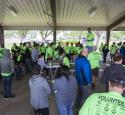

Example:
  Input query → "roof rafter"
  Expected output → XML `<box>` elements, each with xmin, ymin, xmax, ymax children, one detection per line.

<box><xmin>49</xmin><ymin>0</ymin><xmax>56</xmax><ymax>29</ymax></box>
<box><xmin>106</xmin><ymin>14</ymin><xmax>125</xmax><ymax>30</ymax></box>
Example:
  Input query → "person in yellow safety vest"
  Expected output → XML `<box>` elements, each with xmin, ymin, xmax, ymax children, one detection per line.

<box><xmin>64</xmin><ymin>42</ymin><xmax>70</xmax><ymax>54</ymax></box>
<box><xmin>0</xmin><ymin>49</ymin><xmax>15</xmax><ymax>98</ymax></box>
<box><xmin>63</xmin><ymin>54</ymin><xmax>71</xmax><ymax>68</ymax></box>
<box><xmin>70</xmin><ymin>43</ymin><xmax>76</xmax><ymax>55</ymax></box>
<box><xmin>76</xmin><ymin>43</ymin><xmax>83</xmax><ymax>55</ymax></box>
<box><xmin>40</xmin><ymin>44</ymin><xmax>46</xmax><ymax>60</ymax></box>
<box><xmin>99</xmin><ymin>43</ymin><xmax>104</xmax><ymax>59</ymax></box>
<box><xmin>39</xmin><ymin>44</ymin><xmax>45</xmax><ymax>54</ymax></box>
<box><xmin>15</xmin><ymin>51</ymin><xmax>23</xmax><ymax>80</ymax></box>
<box><xmin>53</xmin><ymin>48</ymin><xmax>60</xmax><ymax>61</ymax></box>
<box><xmin>110</xmin><ymin>42</ymin><xmax>118</xmax><ymax>61</ymax></box>
<box><xmin>16</xmin><ymin>51</ymin><xmax>23</xmax><ymax>65</ymax></box>
<box><xmin>11</xmin><ymin>43</ymin><xmax>18</xmax><ymax>63</ymax></box>
<box><xmin>86</xmin><ymin>28</ymin><xmax>95</xmax><ymax>52</ymax></box>
<box><xmin>52</xmin><ymin>43</ymin><xmax>57</xmax><ymax>51</ymax></box>
<box><xmin>99</xmin><ymin>42</ymin><xmax>104</xmax><ymax>52</ymax></box>
<box><xmin>88</xmin><ymin>46</ymin><xmax>101</xmax><ymax>90</ymax></box>
<box><xmin>56</xmin><ymin>43</ymin><xmax>64</xmax><ymax>57</ymax></box>
<box><xmin>19</xmin><ymin>43</ymin><xmax>23</xmax><ymax>51</ymax></box>
<box><xmin>70</xmin><ymin>43</ymin><xmax>77</xmax><ymax>61</ymax></box>
<box><xmin>22</xmin><ymin>43</ymin><xmax>27</xmax><ymax>53</ymax></box>
<box><xmin>11</xmin><ymin>43</ymin><xmax>17</xmax><ymax>53</ymax></box>
<box><xmin>79</xmin><ymin>66</ymin><xmax>125</xmax><ymax>115</ymax></box>
<box><xmin>45</xmin><ymin>43</ymin><xmax>54</xmax><ymax>62</ymax></box>
<box><xmin>0</xmin><ymin>47</ymin><xmax>4</xmax><ymax>58</ymax></box>
<box><xmin>0</xmin><ymin>48</ymin><xmax>2</xmax><ymax>58</ymax></box>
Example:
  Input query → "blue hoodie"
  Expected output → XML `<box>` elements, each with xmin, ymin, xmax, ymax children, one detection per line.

<box><xmin>75</xmin><ymin>55</ymin><xmax>92</xmax><ymax>86</ymax></box>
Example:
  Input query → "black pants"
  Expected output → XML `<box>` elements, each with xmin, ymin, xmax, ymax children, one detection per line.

<box><xmin>103</xmin><ymin>53</ymin><xmax>107</xmax><ymax>63</ymax></box>
<box><xmin>34</xmin><ymin>108</ymin><xmax>49</xmax><ymax>115</ymax></box>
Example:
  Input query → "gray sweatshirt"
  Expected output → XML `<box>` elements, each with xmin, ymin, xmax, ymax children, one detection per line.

<box><xmin>29</xmin><ymin>74</ymin><xmax>51</xmax><ymax>109</ymax></box>
<box><xmin>0</xmin><ymin>49</ymin><xmax>14</xmax><ymax>76</ymax></box>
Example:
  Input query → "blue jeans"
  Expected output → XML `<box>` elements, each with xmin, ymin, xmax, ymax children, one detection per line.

<box><xmin>57</xmin><ymin>104</ymin><xmax>73</xmax><ymax>115</ymax></box>
<box><xmin>14</xmin><ymin>66</ymin><xmax>22</xmax><ymax>79</ymax></box>
<box><xmin>3</xmin><ymin>75</ymin><xmax>12</xmax><ymax>97</ymax></box>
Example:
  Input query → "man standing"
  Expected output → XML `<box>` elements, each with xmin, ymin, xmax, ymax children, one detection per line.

<box><xmin>88</xmin><ymin>46</ymin><xmax>101</xmax><ymax>89</ymax></box>
<box><xmin>101</xmin><ymin>54</ymin><xmax>125</xmax><ymax>96</ymax></box>
<box><xmin>79</xmin><ymin>69</ymin><xmax>125</xmax><ymax>115</ymax></box>
<box><xmin>110</xmin><ymin>42</ymin><xmax>117</xmax><ymax>61</ymax></box>
<box><xmin>0</xmin><ymin>49</ymin><xmax>15</xmax><ymax>98</ymax></box>
<box><xmin>75</xmin><ymin>48</ymin><xmax>92</xmax><ymax>110</ymax></box>
<box><xmin>24</xmin><ymin>47</ymin><xmax>32</xmax><ymax>73</ymax></box>
<box><xmin>86</xmin><ymin>28</ymin><xmax>95</xmax><ymax>52</ymax></box>
<box><xmin>64</xmin><ymin>42</ymin><xmax>70</xmax><ymax>54</ymax></box>
<box><xmin>45</xmin><ymin>43</ymin><xmax>54</xmax><ymax>62</ymax></box>
<box><xmin>31</xmin><ymin>43</ymin><xmax>39</xmax><ymax>64</ymax></box>
<box><xmin>120</xmin><ymin>42</ymin><xmax>125</xmax><ymax>57</ymax></box>
<box><xmin>102</xmin><ymin>44</ymin><xmax>109</xmax><ymax>63</ymax></box>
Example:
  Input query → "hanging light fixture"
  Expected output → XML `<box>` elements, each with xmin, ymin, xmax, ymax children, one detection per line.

<box><xmin>8</xmin><ymin>6</ymin><xmax>18</xmax><ymax>16</ymax></box>
<box><xmin>89</xmin><ymin>7</ymin><xmax>97</xmax><ymax>17</ymax></box>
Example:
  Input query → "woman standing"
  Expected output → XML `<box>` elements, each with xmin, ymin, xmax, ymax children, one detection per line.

<box><xmin>29</xmin><ymin>64</ymin><xmax>51</xmax><ymax>115</ymax></box>
<box><xmin>53</xmin><ymin>65</ymin><xmax>77</xmax><ymax>115</ymax></box>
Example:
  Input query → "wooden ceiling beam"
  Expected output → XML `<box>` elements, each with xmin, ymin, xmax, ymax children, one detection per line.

<box><xmin>106</xmin><ymin>14</ymin><xmax>125</xmax><ymax>30</ymax></box>
<box><xmin>49</xmin><ymin>0</ymin><xmax>56</xmax><ymax>28</ymax></box>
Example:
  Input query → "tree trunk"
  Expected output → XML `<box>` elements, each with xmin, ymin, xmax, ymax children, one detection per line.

<box><xmin>94</xmin><ymin>31</ymin><xmax>103</xmax><ymax>48</ymax></box>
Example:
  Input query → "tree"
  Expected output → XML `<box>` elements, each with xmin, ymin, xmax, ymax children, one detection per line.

<box><xmin>4</xmin><ymin>30</ymin><xmax>19</xmax><ymax>39</ymax></box>
<box><xmin>94</xmin><ymin>31</ymin><xmax>103</xmax><ymax>48</ymax></box>
<box><xmin>111</xmin><ymin>31</ymin><xmax>125</xmax><ymax>41</ymax></box>
<box><xmin>40</xmin><ymin>30</ymin><xmax>53</xmax><ymax>42</ymax></box>
<box><xmin>18</xmin><ymin>30</ymin><xmax>29</xmax><ymax>42</ymax></box>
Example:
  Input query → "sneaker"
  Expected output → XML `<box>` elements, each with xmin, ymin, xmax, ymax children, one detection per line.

<box><xmin>8</xmin><ymin>95</ymin><xmax>16</xmax><ymax>98</ymax></box>
<box><xmin>2</xmin><ymin>96</ymin><xmax>9</xmax><ymax>100</ymax></box>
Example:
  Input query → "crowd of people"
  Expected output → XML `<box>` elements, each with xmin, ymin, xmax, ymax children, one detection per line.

<box><xmin>0</xmin><ymin>28</ymin><xmax>125</xmax><ymax>115</ymax></box>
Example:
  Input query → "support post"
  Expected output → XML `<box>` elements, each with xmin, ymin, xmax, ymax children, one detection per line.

<box><xmin>49</xmin><ymin>0</ymin><xmax>57</xmax><ymax>44</ymax></box>
<box><xmin>53</xmin><ymin>28</ymin><xmax>56</xmax><ymax>43</ymax></box>
<box><xmin>0</xmin><ymin>25</ymin><xmax>4</xmax><ymax>47</ymax></box>
<box><xmin>106</xmin><ymin>30</ymin><xmax>110</xmax><ymax>46</ymax></box>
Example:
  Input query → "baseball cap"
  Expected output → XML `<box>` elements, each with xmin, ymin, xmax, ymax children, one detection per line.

<box><xmin>109</xmin><ymin>69</ymin><xmax>125</xmax><ymax>85</ymax></box>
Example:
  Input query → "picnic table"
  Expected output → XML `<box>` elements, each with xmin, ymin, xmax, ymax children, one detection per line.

<box><xmin>45</xmin><ymin>63</ymin><xmax>60</xmax><ymax>79</ymax></box>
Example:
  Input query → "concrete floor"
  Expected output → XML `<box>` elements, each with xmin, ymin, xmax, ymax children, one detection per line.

<box><xmin>0</xmin><ymin>67</ymin><xmax>105</xmax><ymax>115</ymax></box>
<box><xmin>0</xmin><ymin>75</ymin><xmax>59</xmax><ymax>115</ymax></box>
